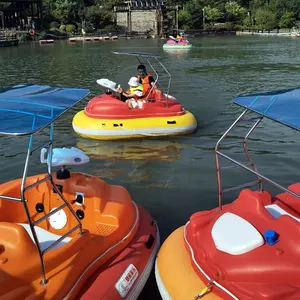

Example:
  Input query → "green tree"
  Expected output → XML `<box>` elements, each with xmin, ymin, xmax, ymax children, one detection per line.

<box><xmin>225</xmin><ymin>1</ymin><xmax>246</xmax><ymax>22</ymax></box>
<box><xmin>255</xmin><ymin>8</ymin><xmax>277</xmax><ymax>30</ymax></box>
<box><xmin>178</xmin><ymin>9</ymin><xmax>192</xmax><ymax>29</ymax></box>
<box><xmin>203</xmin><ymin>6</ymin><xmax>223</xmax><ymax>24</ymax></box>
<box><xmin>183</xmin><ymin>0</ymin><xmax>205</xmax><ymax>29</ymax></box>
<box><xmin>85</xmin><ymin>6</ymin><xmax>113</xmax><ymax>29</ymax></box>
<box><xmin>243</xmin><ymin>15</ymin><xmax>251</xmax><ymax>28</ymax></box>
<box><xmin>53</xmin><ymin>0</ymin><xmax>79</xmax><ymax>24</ymax></box>
<box><xmin>278</xmin><ymin>11</ymin><xmax>296</xmax><ymax>28</ymax></box>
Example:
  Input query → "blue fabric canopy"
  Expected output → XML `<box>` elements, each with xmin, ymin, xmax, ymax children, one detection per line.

<box><xmin>0</xmin><ymin>84</ymin><xmax>90</xmax><ymax>136</ymax></box>
<box><xmin>233</xmin><ymin>87</ymin><xmax>300</xmax><ymax>131</ymax></box>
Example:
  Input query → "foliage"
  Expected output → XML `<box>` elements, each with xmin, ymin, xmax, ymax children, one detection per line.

<box><xmin>66</xmin><ymin>24</ymin><xmax>76</xmax><ymax>33</ymax></box>
<box><xmin>23</xmin><ymin>0</ymin><xmax>300</xmax><ymax>31</ymax></box>
<box><xmin>0</xmin><ymin>2</ymin><xmax>9</xmax><ymax>8</ymax></box>
<box><xmin>178</xmin><ymin>10</ymin><xmax>192</xmax><ymax>29</ymax></box>
<box><xmin>224</xmin><ymin>1</ymin><xmax>246</xmax><ymax>22</ymax></box>
<box><xmin>254</xmin><ymin>8</ymin><xmax>277</xmax><ymax>30</ymax></box>
<box><xmin>278</xmin><ymin>11</ymin><xmax>296</xmax><ymax>28</ymax></box>
<box><xmin>203</xmin><ymin>6</ymin><xmax>223</xmax><ymax>24</ymax></box>
<box><xmin>242</xmin><ymin>15</ymin><xmax>251</xmax><ymax>27</ymax></box>
<box><xmin>59</xmin><ymin>24</ymin><xmax>66</xmax><ymax>31</ymax></box>
<box><xmin>85</xmin><ymin>6</ymin><xmax>113</xmax><ymax>29</ymax></box>
<box><xmin>50</xmin><ymin>21</ymin><xmax>60</xmax><ymax>29</ymax></box>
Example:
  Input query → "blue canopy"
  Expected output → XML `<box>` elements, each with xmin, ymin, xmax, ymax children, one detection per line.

<box><xmin>233</xmin><ymin>87</ymin><xmax>300</xmax><ymax>131</ymax></box>
<box><xmin>0</xmin><ymin>84</ymin><xmax>90</xmax><ymax>136</ymax></box>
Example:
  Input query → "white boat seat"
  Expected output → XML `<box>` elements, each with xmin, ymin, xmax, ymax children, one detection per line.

<box><xmin>19</xmin><ymin>223</ymin><xmax>72</xmax><ymax>252</ymax></box>
<box><xmin>265</xmin><ymin>204</ymin><xmax>300</xmax><ymax>222</ymax></box>
<box><xmin>211</xmin><ymin>212</ymin><xmax>264</xmax><ymax>255</ymax></box>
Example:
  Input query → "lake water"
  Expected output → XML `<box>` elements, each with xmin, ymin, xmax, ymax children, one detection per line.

<box><xmin>1</xmin><ymin>35</ymin><xmax>300</xmax><ymax>299</ymax></box>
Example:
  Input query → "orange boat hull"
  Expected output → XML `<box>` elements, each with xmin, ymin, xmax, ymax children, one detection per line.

<box><xmin>0</xmin><ymin>172</ymin><xmax>159</xmax><ymax>299</ymax></box>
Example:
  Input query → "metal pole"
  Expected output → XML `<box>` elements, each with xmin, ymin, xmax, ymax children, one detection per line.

<box><xmin>0</xmin><ymin>12</ymin><xmax>4</xmax><ymax>29</ymax></box>
<box><xmin>215</xmin><ymin>109</ymin><xmax>248</xmax><ymax>211</ymax></box>
<box><xmin>176</xmin><ymin>5</ymin><xmax>178</xmax><ymax>33</ymax></box>
<box><xmin>20</xmin><ymin>129</ymin><xmax>48</xmax><ymax>285</ymax></box>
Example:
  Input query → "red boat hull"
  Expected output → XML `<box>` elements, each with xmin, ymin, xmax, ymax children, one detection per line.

<box><xmin>84</xmin><ymin>93</ymin><xmax>184</xmax><ymax>119</ymax></box>
<box><xmin>79</xmin><ymin>205</ymin><xmax>159</xmax><ymax>300</ymax></box>
<box><xmin>185</xmin><ymin>185</ymin><xmax>300</xmax><ymax>299</ymax></box>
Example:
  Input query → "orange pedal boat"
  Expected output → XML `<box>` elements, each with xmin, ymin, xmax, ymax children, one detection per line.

<box><xmin>0</xmin><ymin>84</ymin><xmax>159</xmax><ymax>299</ymax></box>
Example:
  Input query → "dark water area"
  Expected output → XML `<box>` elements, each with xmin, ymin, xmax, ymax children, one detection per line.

<box><xmin>1</xmin><ymin>35</ymin><xmax>300</xmax><ymax>299</ymax></box>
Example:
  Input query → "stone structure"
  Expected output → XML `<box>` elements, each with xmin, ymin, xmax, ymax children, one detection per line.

<box><xmin>114</xmin><ymin>1</ymin><xmax>178</xmax><ymax>38</ymax></box>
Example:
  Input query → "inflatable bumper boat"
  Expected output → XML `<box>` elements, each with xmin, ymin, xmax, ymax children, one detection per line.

<box><xmin>73</xmin><ymin>92</ymin><xmax>196</xmax><ymax>140</ymax></box>
<box><xmin>163</xmin><ymin>39</ymin><xmax>192</xmax><ymax>50</ymax></box>
<box><xmin>163</xmin><ymin>33</ymin><xmax>192</xmax><ymax>49</ymax></box>
<box><xmin>72</xmin><ymin>52</ymin><xmax>197</xmax><ymax>140</ymax></box>
<box><xmin>0</xmin><ymin>84</ymin><xmax>159</xmax><ymax>299</ymax></box>
<box><xmin>155</xmin><ymin>88</ymin><xmax>300</xmax><ymax>299</ymax></box>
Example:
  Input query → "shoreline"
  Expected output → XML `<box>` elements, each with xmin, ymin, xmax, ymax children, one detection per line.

<box><xmin>236</xmin><ymin>31</ymin><xmax>298</xmax><ymax>37</ymax></box>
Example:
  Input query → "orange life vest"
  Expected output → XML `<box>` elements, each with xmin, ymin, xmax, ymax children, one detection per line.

<box><xmin>137</xmin><ymin>74</ymin><xmax>157</xmax><ymax>100</ymax></box>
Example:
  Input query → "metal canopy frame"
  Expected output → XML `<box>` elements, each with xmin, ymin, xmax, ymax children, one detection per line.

<box><xmin>0</xmin><ymin>85</ymin><xmax>90</xmax><ymax>284</ymax></box>
<box><xmin>215</xmin><ymin>108</ymin><xmax>300</xmax><ymax>211</ymax></box>
<box><xmin>112</xmin><ymin>51</ymin><xmax>172</xmax><ymax>105</ymax></box>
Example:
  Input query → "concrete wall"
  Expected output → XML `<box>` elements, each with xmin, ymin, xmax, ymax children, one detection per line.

<box><xmin>116</xmin><ymin>10</ymin><xmax>158</xmax><ymax>33</ymax></box>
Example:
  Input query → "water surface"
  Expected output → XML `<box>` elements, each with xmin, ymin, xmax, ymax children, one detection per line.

<box><xmin>1</xmin><ymin>35</ymin><xmax>300</xmax><ymax>299</ymax></box>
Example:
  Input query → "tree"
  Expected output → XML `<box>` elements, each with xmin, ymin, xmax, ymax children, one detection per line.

<box><xmin>225</xmin><ymin>1</ymin><xmax>246</xmax><ymax>22</ymax></box>
<box><xmin>255</xmin><ymin>8</ymin><xmax>277</xmax><ymax>30</ymax></box>
<box><xmin>278</xmin><ymin>11</ymin><xmax>296</xmax><ymax>28</ymax></box>
<box><xmin>203</xmin><ymin>6</ymin><xmax>223</xmax><ymax>24</ymax></box>
<box><xmin>178</xmin><ymin>10</ymin><xmax>192</xmax><ymax>29</ymax></box>
<box><xmin>53</xmin><ymin>0</ymin><xmax>79</xmax><ymax>24</ymax></box>
<box><xmin>85</xmin><ymin>6</ymin><xmax>113</xmax><ymax>29</ymax></box>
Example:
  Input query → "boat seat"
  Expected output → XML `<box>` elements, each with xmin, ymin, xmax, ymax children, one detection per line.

<box><xmin>211</xmin><ymin>212</ymin><xmax>264</xmax><ymax>255</ymax></box>
<box><xmin>265</xmin><ymin>204</ymin><xmax>300</xmax><ymax>222</ymax></box>
<box><xmin>19</xmin><ymin>224</ymin><xmax>72</xmax><ymax>252</ymax></box>
<box><xmin>273</xmin><ymin>182</ymin><xmax>300</xmax><ymax>215</ymax></box>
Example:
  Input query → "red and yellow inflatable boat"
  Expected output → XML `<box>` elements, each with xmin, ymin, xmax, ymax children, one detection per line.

<box><xmin>72</xmin><ymin>51</ymin><xmax>197</xmax><ymax>140</ymax></box>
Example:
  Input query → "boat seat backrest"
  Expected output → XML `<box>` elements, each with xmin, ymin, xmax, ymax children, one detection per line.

<box><xmin>233</xmin><ymin>189</ymin><xmax>272</xmax><ymax>211</ymax></box>
<box><xmin>19</xmin><ymin>223</ymin><xmax>72</xmax><ymax>251</ymax></box>
<box><xmin>273</xmin><ymin>182</ymin><xmax>300</xmax><ymax>215</ymax></box>
<box><xmin>232</xmin><ymin>189</ymin><xmax>300</xmax><ymax>232</ymax></box>
<box><xmin>0</xmin><ymin>178</ymin><xmax>48</xmax><ymax>224</ymax></box>
<box><xmin>0</xmin><ymin>222</ymin><xmax>37</xmax><ymax>257</ymax></box>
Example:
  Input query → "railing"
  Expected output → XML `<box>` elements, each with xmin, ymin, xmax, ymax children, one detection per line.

<box><xmin>135</xmin><ymin>55</ymin><xmax>171</xmax><ymax>104</ymax></box>
<box><xmin>215</xmin><ymin>109</ymin><xmax>300</xmax><ymax>211</ymax></box>
<box><xmin>0</xmin><ymin>123</ymin><xmax>83</xmax><ymax>285</ymax></box>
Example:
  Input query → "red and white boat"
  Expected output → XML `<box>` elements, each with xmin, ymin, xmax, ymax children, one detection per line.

<box><xmin>155</xmin><ymin>87</ymin><xmax>300</xmax><ymax>299</ymax></box>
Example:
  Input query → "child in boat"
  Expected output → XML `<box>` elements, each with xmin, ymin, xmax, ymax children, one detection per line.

<box><xmin>176</xmin><ymin>32</ymin><xmax>184</xmax><ymax>42</ymax></box>
<box><xmin>116</xmin><ymin>77</ymin><xmax>145</xmax><ymax>109</ymax></box>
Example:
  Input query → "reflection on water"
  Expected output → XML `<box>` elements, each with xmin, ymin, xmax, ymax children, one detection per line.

<box><xmin>163</xmin><ymin>47</ymin><xmax>191</xmax><ymax>59</ymax></box>
<box><xmin>76</xmin><ymin>138</ymin><xmax>187</xmax><ymax>188</ymax></box>
<box><xmin>76</xmin><ymin>138</ymin><xmax>185</xmax><ymax>161</ymax></box>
